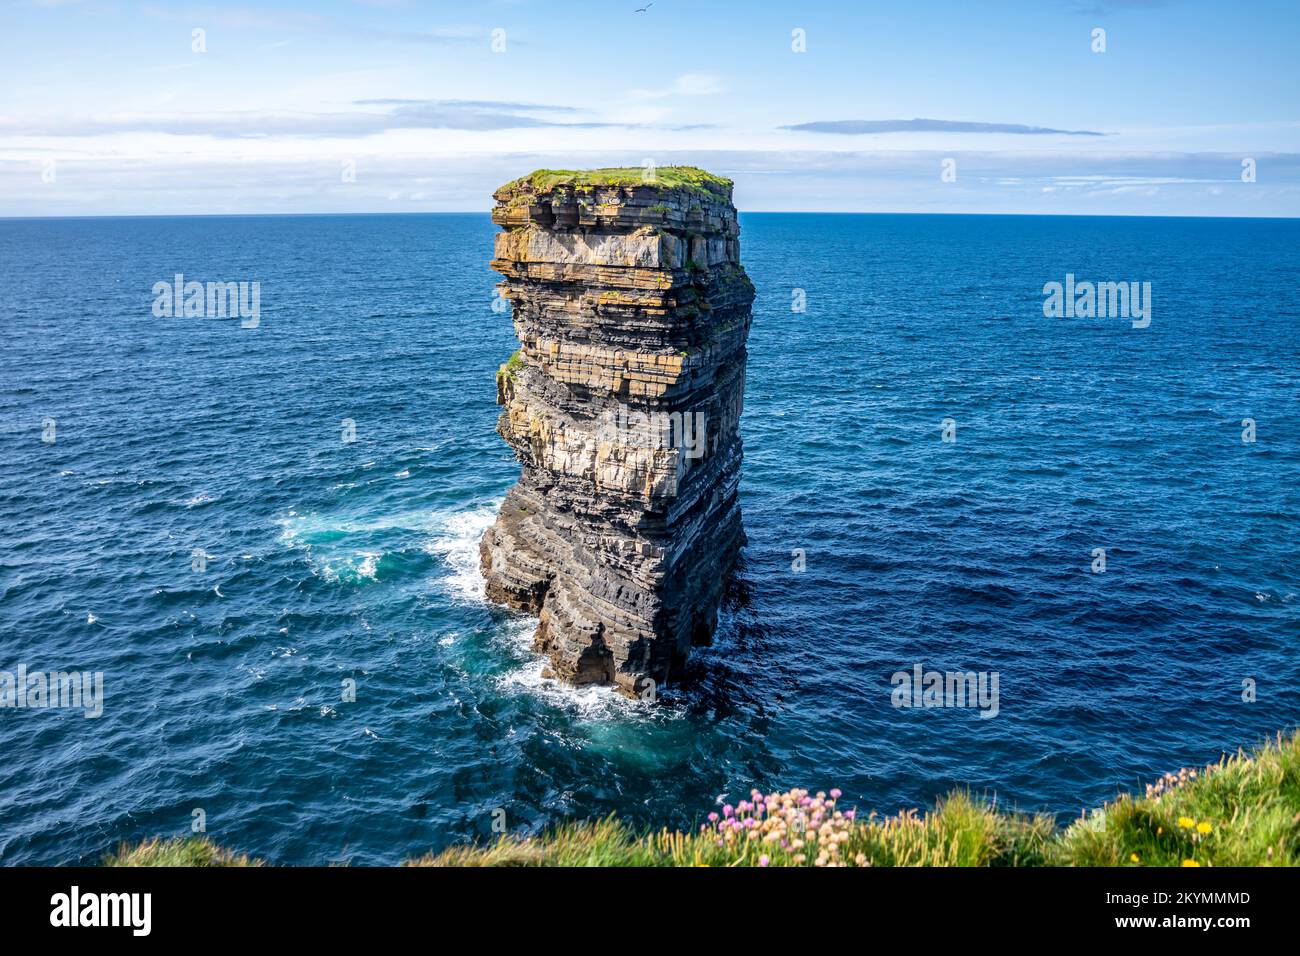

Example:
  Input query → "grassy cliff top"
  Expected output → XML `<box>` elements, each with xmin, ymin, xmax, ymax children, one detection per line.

<box><xmin>106</xmin><ymin>728</ymin><xmax>1300</xmax><ymax>867</ymax></box>
<box><xmin>500</xmin><ymin>166</ymin><xmax>733</xmax><ymax>200</ymax></box>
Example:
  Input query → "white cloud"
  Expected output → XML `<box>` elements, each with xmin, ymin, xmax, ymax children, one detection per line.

<box><xmin>627</xmin><ymin>73</ymin><xmax>725</xmax><ymax>101</ymax></box>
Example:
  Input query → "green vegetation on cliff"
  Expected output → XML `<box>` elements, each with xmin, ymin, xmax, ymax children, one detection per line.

<box><xmin>108</xmin><ymin>729</ymin><xmax>1300</xmax><ymax>867</ymax></box>
<box><xmin>106</xmin><ymin>836</ymin><xmax>259</xmax><ymax>867</ymax></box>
<box><xmin>496</xmin><ymin>348</ymin><xmax>524</xmax><ymax>389</ymax></box>
<box><xmin>505</xmin><ymin>166</ymin><xmax>733</xmax><ymax>200</ymax></box>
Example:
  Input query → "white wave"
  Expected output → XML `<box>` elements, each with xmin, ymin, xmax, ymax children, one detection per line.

<box><xmin>492</xmin><ymin>618</ymin><xmax>660</xmax><ymax>720</ymax></box>
<box><xmin>277</xmin><ymin>509</ymin><xmax>433</xmax><ymax>540</ymax></box>
<box><xmin>356</xmin><ymin>551</ymin><xmax>380</xmax><ymax>580</ymax></box>
<box><xmin>498</xmin><ymin>658</ymin><xmax>663</xmax><ymax>721</ymax></box>
<box><xmin>424</xmin><ymin>502</ymin><xmax>499</xmax><ymax>603</ymax></box>
<box><xmin>276</xmin><ymin>500</ymin><xmax>499</xmax><ymax>592</ymax></box>
<box><xmin>275</xmin><ymin>512</ymin><xmax>394</xmax><ymax>583</ymax></box>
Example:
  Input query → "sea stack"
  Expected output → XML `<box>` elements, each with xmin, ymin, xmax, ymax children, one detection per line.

<box><xmin>480</xmin><ymin>167</ymin><xmax>755</xmax><ymax>696</ymax></box>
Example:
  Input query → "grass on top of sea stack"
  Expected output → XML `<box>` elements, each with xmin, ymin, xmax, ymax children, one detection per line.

<box><xmin>504</xmin><ymin>166</ymin><xmax>733</xmax><ymax>199</ymax></box>
<box><xmin>109</xmin><ymin>730</ymin><xmax>1300</xmax><ymax>867</ymax></box>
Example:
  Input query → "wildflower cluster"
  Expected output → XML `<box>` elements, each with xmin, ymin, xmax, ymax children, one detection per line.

<box><xmin>1143</xmin><ymin>765</ymin><xmax>1207</xmax><ymax>801</ymax></box>
<box><xmin>1177</xmin><ymin>813</ymin><xmax>1216</xmax><ymax>866</ymax></box>
<box><xmin>701</xmin><ymin>788</ymin><xmax>864</xmax><ymax>867</ymax></box>
<box><xmin>1130</xmin><ymin>806</ymin><xmax>1218</xmax><ymax>867</ymax></box>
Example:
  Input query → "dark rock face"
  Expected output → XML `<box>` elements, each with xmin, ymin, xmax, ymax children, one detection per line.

<box><xmin>479</xmin><ymin>167</ymin><xmax>754</xmax><ymax>696</ymax></box>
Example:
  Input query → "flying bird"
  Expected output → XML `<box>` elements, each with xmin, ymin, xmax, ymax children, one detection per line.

<box><xmin>635</xmin><ymin>3</ymin><xmax>653</xmax><ymax>11</ymax></box>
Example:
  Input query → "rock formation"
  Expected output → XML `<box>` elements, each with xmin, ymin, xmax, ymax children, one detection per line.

<box><xmin>479</xmin><ymin>167</ymin><xmax>754</xmax><ymax>696</ymax></box>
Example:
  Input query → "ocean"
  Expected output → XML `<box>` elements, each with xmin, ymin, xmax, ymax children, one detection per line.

<box><xmin>1</xmin><ymin>212</ymin><xmax>1297</xmax><ymax>865</ymax></box>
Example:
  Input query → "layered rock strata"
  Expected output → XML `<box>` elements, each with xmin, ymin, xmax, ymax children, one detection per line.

<box><xmin>479</xmin><ymin>167</ymin><xmax>754</xmax><ymax>696</ymax></box>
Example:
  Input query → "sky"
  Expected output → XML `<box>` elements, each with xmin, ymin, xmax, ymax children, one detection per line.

<box><xmin>2</xmin><ymin>0</ymin><xmax>1298</xmax><ymax>216</ymax></box>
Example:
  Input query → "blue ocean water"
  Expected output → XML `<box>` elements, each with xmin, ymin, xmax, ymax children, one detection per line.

<box><xmin>1</xmin><ymin>212</ymin><xmax>1297</xmax><ymax>866</ymax></box>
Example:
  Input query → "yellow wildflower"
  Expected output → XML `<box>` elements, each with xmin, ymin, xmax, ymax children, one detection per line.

<box><xmin>1196</xmin><ymin>821</ymin><xmax>1212</xmax><ymax>834</ymax></box>
<box><xmin>1181</xmin><ymin>859</ymin><xmax>1200</xmax><ymax>867</ymax></box>
<box><xmin>1177</xmin><ymin>816</ymin><xmax>1195</xmax><ymax>829</ymax></box>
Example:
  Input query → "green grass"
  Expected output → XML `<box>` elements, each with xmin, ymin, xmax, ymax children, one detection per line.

<box><xmin>405</xmin><ymin>792</ymin><xmax>1056</xmax><ymax>868</ymax></box>
<box><xmin>1053</xmin><ymin>730</ymin><xmax>1300</xmax><ymax>867</ymax></box>
<box><xmin>105</xmin><ymin>836</ymin><xmax>259</xmax><ymax>867</ymax></box>
<box><xmin>108</xmin><ymin>729</ymin><xmax>1300</xmax><ymax>867</ymax></box>
<box><xmin>502</xmin><ymin>166</ymin><xmax>732</xmax><ymax>200</ymax></box>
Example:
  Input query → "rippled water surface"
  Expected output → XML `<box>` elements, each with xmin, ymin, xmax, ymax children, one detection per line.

<box><xmin>1</xmin><ymin>212</ymin><xmax>1297</xmax><ymax>864</ymax></box>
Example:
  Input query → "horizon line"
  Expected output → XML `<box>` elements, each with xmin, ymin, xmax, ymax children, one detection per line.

<box><xmin>2</xmin><ymin>210</ymin><xmax>1297</xmax><ymax>222</ymax></box>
